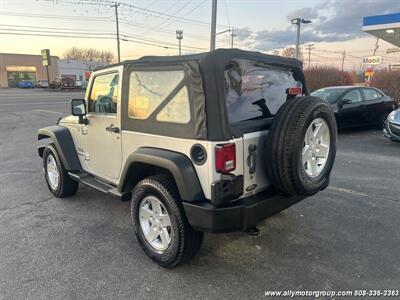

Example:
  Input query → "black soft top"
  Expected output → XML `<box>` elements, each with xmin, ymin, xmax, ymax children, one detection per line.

<box><xmin>95</xmin><ymin>48</ymin><xmax>303</xmax><ymax>71</ymax></box>
<box><xmin>105</xmin><ymin>49</ymin><xmax>306</xmax><ymax>141</ymax></box>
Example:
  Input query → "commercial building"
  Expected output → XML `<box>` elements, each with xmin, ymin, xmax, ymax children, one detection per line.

<box><xmin>57</xmin><ymin>59</ymin><xmax>106</xmax><ymax>82</ymax></box>
<box><xmin>0</xmin><ymin>53</ymin><xmax>59</xmax><ymax>88</ymax></box>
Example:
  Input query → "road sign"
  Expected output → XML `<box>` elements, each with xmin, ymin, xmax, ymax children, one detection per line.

<box><xmin>363</xmin><ymin>56</ymin><xmax>382</xmax><ymax>65</ymax></box>
<box><xmin>41</xmin><ymin>49</ymin><xmax>51</xmax><ymax>66</ymax></box>
<box><xmin>365</xmin><ymin>67</ymin><xmax>375</xmax><ymax>77</ymax></box>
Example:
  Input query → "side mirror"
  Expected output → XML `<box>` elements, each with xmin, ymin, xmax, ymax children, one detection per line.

<box><xmin>342</xmin><ymin>98</ymin><xmax>352</xmax><ymax>105</ymax></box>
<box><xmin>71</xmin><ymin>99</ymin><xmax>88</xmax><ymax>125</ymax></box>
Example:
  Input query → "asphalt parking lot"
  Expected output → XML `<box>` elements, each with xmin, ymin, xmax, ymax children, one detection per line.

<box><xmin>0</xmin><ymin>88</ymin><xmax>399</xmax><ymax>299</ymax></box>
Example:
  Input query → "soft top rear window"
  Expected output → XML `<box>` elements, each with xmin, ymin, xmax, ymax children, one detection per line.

<box><xmin>224</xmin><ymin>59</ymin><xmax>301</xmax><ymax>124</ymax></box>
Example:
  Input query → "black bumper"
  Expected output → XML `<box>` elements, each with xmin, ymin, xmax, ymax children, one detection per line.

<box><xmin>383</xmin><ymin>120</ymin><xmax>400</xmax><ymax>141</ymax></box>
<box><xmin>183</xmin><ymin>189</ymin><xmax>305</xmax><ymax>233</ymax></box>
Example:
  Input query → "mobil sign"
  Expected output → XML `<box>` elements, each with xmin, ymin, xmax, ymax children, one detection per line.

<box><xmin>363</xmin><ymin>56</ymin><xmax>382</xmax><ymax>65</ymax></box>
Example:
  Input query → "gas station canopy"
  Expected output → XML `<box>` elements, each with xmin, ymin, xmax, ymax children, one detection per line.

<box><xmin>363</xmin><ymin>13</ymin><xmax>400</xmax><ymax>47</ymax></box>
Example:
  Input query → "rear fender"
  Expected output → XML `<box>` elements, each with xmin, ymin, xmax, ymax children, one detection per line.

<box><xmin>119</xmin><ymin>147</ymin><xmax>205</xmax><ymax>202</ymax></box>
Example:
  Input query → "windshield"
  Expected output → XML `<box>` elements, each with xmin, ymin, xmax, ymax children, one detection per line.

<box><xmin>311</xmin><ymin>88</ymin><xmax>345</xmax><ymax>104</ymax></box>
<box><xmin>224</xmin><ymin>59</ymin><xmax>301</xmax><ymax>124</ymax></box>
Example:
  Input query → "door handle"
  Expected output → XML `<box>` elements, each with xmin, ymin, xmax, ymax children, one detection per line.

<box><xmin>105</xmin><ymin>124</ymin><xmax>120</xmax><ymax>133</ymax></box>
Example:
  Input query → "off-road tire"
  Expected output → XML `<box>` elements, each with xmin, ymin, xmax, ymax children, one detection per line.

<box><xmin>265</xmin><ymin>96</ymin><xmax>337</xmax><ymax>196</ymax></box>
<box><xmin>131</xmin><ymin>175</ymin><xmax>204</xmax><ymax>268</ymax></box>
<box><xmin>43</xmin><ymin>145</ymin><xmax>79</xmax><ymax>198</ymax></box>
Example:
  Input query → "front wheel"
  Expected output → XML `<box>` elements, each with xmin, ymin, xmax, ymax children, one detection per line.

<box><xmin>43</xmin><ymin>145</ymin><xmax>79</xmax><ymax>198</ymax></box>
<box><xmin>131</xmin><ymin>175</ymin><xmax>203</xmax><ymax>268</ymax></box>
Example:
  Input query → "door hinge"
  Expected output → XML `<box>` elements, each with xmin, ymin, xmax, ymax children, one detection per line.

<box><xmin>247</xmin><ymin>144</ymin><xmax>257</xmax><ymax>174</ymax></box>
<box><xmin>84</xmin><ymin>153</ymin><xmax>90</xmax><ymax>161</ymax></box>
<box><xmin>81</xmin><ymin>127</ymin><xmax>88</xmax><ymax>135</ymax></box>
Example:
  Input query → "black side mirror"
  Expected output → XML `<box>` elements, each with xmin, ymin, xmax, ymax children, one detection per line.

<box><xmin>337</xmin><ymin>98</ymin><xmax>351</xmax><ymax>109</ymax></box>
<box><xmin>342</xmin><ymin>98</ymin><xmax>352</xmax><ymax>105</ymax></box>
<box><xmin>71</xmin><ymin>99</ymin><xmax>88</xmax><ymax>125</ymax></box>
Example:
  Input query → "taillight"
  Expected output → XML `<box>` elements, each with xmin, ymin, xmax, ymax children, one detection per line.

<box><xmin>215</xmin><ymin>143</ymin><xmax>236</xmax><ymax>173</ymax></box>
<box><xmin>286</xmin><ymin>87</ymin><xmax>302</xmax><ymax>95</ymax></box>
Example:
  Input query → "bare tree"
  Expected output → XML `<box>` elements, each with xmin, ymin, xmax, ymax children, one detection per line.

<box><xmin>63</xmin><ymin>47</ymin><xmax>115</xmax><ymax>63</ymax></box>
<box><xmin>281</xmin><ymin>47</ymin><xmax>296</xmax><ymax>58</ymax></box>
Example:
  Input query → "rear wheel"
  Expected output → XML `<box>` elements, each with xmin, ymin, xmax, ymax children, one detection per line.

<box><xmin>43</xmin><ymin>145</ymin><xmax>79</xmax><ymax>198</ymax></box>
<box><xmin>131</xmin><ymin>175</ymin><xmax>203</xmax><ymax>268</ymax></box>
<box><xmin>265</xmin><ymin>96</ymin><xmax>337</xmax><ymax>196</ymax></box>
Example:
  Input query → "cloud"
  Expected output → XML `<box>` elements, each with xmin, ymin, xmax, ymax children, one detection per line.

<box><xmin>237</xmin><ymin>0</ymin><xmax>400</xmax><ymax>51</ymax></box>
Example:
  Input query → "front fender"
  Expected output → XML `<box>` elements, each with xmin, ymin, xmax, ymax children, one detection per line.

<box><xmin>38</xmin><ymin>125</ymin><xmax>82</xmax><ymax>171</ymax></box>
<box><xmin>119</xmin><ymin>147</ymin><xmax>205</xmax><ymax>202</ymax></box>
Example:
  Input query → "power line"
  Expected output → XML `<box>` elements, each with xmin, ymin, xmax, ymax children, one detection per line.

<box><xmin>43</xmin><ymin>0</ymin><xmax>230</xmax><ymax>28</ymax></box>
<box><xmin>0</xmin><ymin>11</ymin><xmax>115</xmax><ymax>22</ymax></box>
<box><xmin>158</xmin><ymin>0</ymin><xmax>208</xmax><ymax>33</ymax></box>
<box><xmin>0</xmin><ymin>31</ymin><xmax>115</xmax><ymax>39</ymax></box>
<box><xmin>0</xmin><ymin>27</ymin><xmax>115</xmax><ymax>36</ymax></box>
<box><xmin>135</xmin><ymin>0</ymin><xmax>194</xmax><ymax>37</ymax></box>
<box><xmin>0</xmin><ymin>29</ymin><xmax>206</xmax><ymax>51</ymax></box>
<box><xmin>0</xmin><ymin>24</ymin><xmax>114</xmax><ymax>34</ymax></box>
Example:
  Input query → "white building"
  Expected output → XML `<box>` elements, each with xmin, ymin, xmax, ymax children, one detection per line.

<box><xmin>57</xmin><ymin>59</ymin><xmax>107</xmax><ymax>82</ymax></box>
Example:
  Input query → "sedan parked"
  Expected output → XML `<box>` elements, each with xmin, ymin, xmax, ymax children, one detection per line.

<box><xmin>383</xmin><ymin>109</ymin><xmax>400</xmax><ymax>141</ymax></box>
<box><xmin>36</xmin><ymin>80</ymin><xmax>49</xmax><ymax>88</ymax></box>
<box><xmin>311</xmin><ymin>86</ymin><xmax>397</xmax><ymax>129</ymax></box>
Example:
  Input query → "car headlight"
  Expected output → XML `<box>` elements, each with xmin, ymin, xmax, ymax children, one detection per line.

<box><xmin>388</xmin><ymin>111</ymin><xmax>396</xmax><ymax>122</ymax></box>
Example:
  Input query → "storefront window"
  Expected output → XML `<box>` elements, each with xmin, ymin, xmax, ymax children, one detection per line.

<box><xmin>7</xmin><ymin>71</ymin><xmax>37</xmax><ymax>87</ymax></box>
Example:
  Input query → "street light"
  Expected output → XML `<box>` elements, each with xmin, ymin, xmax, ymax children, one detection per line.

<box><xmin>291</xmin><ymin>17</ymin><xmax>312</xmax><ymax>59</ymax></box>
<box><xmin>176</xmin><ymin>30</ymin><xmax>183</xmax><ymax>56</ymax></box>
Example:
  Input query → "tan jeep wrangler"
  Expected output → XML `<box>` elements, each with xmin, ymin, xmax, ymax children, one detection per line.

<box><xmin>38</xmin><ymin>49</ymin><xmax>337</xmax><ymax>268</ymax></box>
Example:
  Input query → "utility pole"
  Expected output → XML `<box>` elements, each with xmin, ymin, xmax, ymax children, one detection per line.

<box><xmin>305</xmin><ymin>44</ymin><xmax>314</xmax><ymax>68</ymax></box>
<box><xmin>291</xmin><ymin>17</ymin><xmax>312</xmax><ymax>59</ymax></box>
<box><xmin>230</xmin><ymin>28</ymin><xmax>235</xmax><ymax>48</ymax></box>
<box><xmin>210</xmin><ymin>0</ymin><xmax>217</xmax><ymax>51</ymax></box>
<box><xmin>112</xmin><ymin>2</ymin><xmax>121</xmax><ymax>63</ymax></box>
<box><xmin>341</xmin><ymin>51</ymin><xmax>346</xmax><ymax>72</ymax></box>
<box><xmin>176</xmin><ymin>30</ymin><xmax>183</xmax><ymax>56</ymax></box>
<box><xmin>295</xmin><ymin>21</ymin><xmax>300</xmax><ymax>59</ymax></box>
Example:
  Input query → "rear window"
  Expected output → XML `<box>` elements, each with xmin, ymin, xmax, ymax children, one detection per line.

<box><xmin>224</xmin><ymin>59</ymin><xmax>301</xmax><ymax>123</ymax></box>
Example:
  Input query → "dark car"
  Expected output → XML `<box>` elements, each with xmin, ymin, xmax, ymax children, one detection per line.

<box><xmin>311</xmin><ymin>86</ymin><xmax>397</xmax><ymax>129</ymax></box>
<box><xmin>61</xmin><ymin>77</ymin><xmax>75</xmax><ymax>90</ymax></box>
<box><xmin>383</xmin><ymin>109</ymin><xmax>400</xmax><ymax>141</ymax></box>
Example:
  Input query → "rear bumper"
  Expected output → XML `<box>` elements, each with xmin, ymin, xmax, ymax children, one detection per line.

<box><xmin>183</xmin><ymin>189</ymin><xmax>305</xmax><ymax>233</ymax></box>
<box><xmin>383</xmin><ymin>120</ymin><xmax>400</xmax><ymax>141</ymax></box>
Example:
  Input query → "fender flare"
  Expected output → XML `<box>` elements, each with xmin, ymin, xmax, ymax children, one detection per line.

<box><xmin>119</xmin><ymin>147</ymin><xmax>205</xmax><ymax>202</ymax></box>
<box><xmin>38</xmin><ymin>125</ymin><xmax>82</xmax><ymax>171</ymax></box>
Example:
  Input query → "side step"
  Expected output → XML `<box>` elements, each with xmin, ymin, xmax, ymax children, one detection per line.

<box><xmin>68</xmin><ymin>171</ymin><xmax>131</xmax><ymax>201</ymax></box>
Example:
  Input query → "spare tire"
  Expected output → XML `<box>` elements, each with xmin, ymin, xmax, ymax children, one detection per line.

<box><xmin>265</xmin><ymin>96</ymin><xmax>337</xmax><ymax>196</ymax></box>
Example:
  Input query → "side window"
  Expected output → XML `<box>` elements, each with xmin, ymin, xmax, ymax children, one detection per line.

<box><xmin>156</xmin><ymin>86</ymin><xmax>190</xmax><ymax>124</ymax></box>
<box><xmin>343</xmin><ymin>89</ymin><xmax>362</xmax><ymax>103</ymax></box>
<box><xmin>363</xmin><ymin>88</ymin><xmax>382</xmax><ymax>101</ymax></box>
<box><xmin>88</xmin><ymin>73</ymin><xmax>119</xmax><ymax>114</ymax></box>
<box><xmin>128</xmin><ymin>70</ymin><xmax>185</xmax><ymax>119</ymax></box>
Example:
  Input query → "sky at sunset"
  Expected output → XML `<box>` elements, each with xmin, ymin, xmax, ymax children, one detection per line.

<box><xmin>1</xmin><ymin>0</ymin><xmax>400</xmax><ymax>70</ymax></box>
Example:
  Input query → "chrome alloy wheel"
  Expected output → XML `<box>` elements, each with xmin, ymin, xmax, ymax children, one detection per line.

<box><xmin>46</xmin><ymin>154</ymin><xmax>60</xmax><ymax>190</ymax></box>
<box><xmin>139</xmin><ymin>196</ymin><xmax>172</xmax><ymax>251</ymax></box>
<box><xmin>302</xmin><ymin>118</ymin><xmax>331</xmax><ymax>177</ymax></box>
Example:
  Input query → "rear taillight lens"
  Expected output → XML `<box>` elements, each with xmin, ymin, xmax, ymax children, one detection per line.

<box><xmin>286</xmin><ymin>87</ymin><xmax>302</xmax><ymax>95</ymax></box>
<box><xmin>215</xmin><ymin>143</ymin><xmax>236</xmax><ymax>173</ymax></box>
